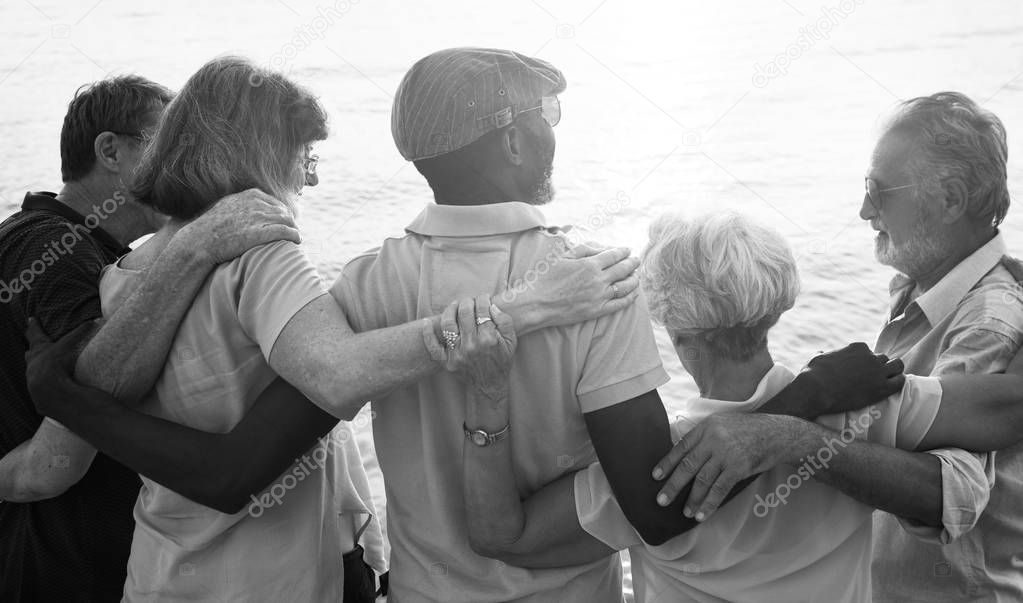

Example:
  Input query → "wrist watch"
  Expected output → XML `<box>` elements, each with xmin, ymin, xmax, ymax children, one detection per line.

<box><xmin>463</xmin><ymin>422</ymin><xmax>510</xmax><ymax>447</ymax></box>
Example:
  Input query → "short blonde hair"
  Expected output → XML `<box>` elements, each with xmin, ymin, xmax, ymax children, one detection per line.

<box><xmin>641</xmin><ymin>211</ymin><xmax>799</xmax><ymax>360</ymax></box>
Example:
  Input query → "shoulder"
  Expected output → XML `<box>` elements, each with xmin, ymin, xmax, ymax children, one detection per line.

<box><xmin>0</xmin><ymin>211</ymin><xmax>107</xmax><ymax>270</ymax></box>
<box><xmin>954</xmin><ymin>264</ymin><xmax>1023</xmax><ymax>336</ymax></box>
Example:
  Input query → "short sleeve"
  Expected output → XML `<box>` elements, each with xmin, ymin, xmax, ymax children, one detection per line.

<box><xmin>576</xmin><ymin>290</ymin><xmax>670</xmax><ymax>413</ymax></box>
<box><xmin>574</xmin><ymin>463</ymin><xmax>644</xmax><ymax>550</ymax></box>
<box><xmin>863</xmin><ymin>375</ymin><xmax>942</xmax><ymax>450</ymax></box>
<box><xmin>233</xmin><ymin>241</ymin><xmax>328</xmax><ymax>360</ymax></box>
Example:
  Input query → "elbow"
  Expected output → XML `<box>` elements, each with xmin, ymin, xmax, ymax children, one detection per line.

<box><xmin>467</xmin><ymin>531</ymin><xmax>520</xmax><ymax>563</ymax></box>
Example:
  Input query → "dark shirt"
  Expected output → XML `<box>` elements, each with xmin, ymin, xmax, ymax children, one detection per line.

<box><xmin>0</xmin><ymin>192</ymin><xmax>138</xmax><ymax>602</ymax></box>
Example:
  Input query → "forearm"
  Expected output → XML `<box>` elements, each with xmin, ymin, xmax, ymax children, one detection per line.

<box><xmin>792</xmin><ymin>419</ymin><xmax>942</xmax><ymax>526</ymax></box>
<box><xmin>926</xmin><ymin>373</ymin><xmax>1023</xmax><ymax>450</ymax></box>
<box><xmin>75</xmin><ymin>238</ymin><xmax>212</xmax><ymax>403</ymax></box>
<box><xmin>40</xmin><ymin>379</ymin><xmax>335</xmax><ymax>513</ymax></box>
<box><xmin>463</xmin><ymin>388</ymin><xmax>611</xmax><ymax>567</ymax></box>
<box><xmin>0</xmin><ymin>426</ymin><xmax>94</xmax><ymax>502</ymax></box>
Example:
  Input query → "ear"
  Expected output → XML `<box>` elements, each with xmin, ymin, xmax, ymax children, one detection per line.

<box><xmin>498</xmin><ymin>125</ymin><xmax>525</xmax><ymax>167</ymax></box>
<box><xmin>93</xmin><ymin>131</ymin><xmax>123</xmax><ymax>174</ymax></box>
<box><xmin>940</xmin><ymin>177</ymin><xmax>969</xmax><ymax>224</ymax></box>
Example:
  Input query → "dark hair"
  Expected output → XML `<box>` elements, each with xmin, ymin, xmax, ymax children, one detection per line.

<box><xmin>413</xmin><ymin>116</ymin><xmax>543</xmax><ymax>202</ymax></box>
<box><xmin>60</xmin><ymin>75</ymin><xmax>174</xmax><ymax>182</ymax></box>
<box><xmin>132</xmin><ymin>56</ymin><xmax>328</xmax><ymax>220</ymax></box>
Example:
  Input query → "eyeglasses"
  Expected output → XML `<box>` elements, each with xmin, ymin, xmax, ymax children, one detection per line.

<box><xmin>519</xmin><ymin>96</ymin><xmax>561</xmax><ymax>127</ymax></box>
<box><xmin>300</xmin><ymin>153</ymin><xmax>319</xmax><ymax>177</ymax></box>
<box><xmin>864</xmin><ymin>177</ymin><xmax>917</xmax><ymax>213</ymax></box>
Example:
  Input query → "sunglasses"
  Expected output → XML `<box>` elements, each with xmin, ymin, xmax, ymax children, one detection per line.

<box><xmin>864</xmin><ymin>177</ymin><xmax>917</xmax><ymax>213</ymax></box>
<box><xmin>519</xmin><ymin>96</ymin><xmax>561</xmax><ymax>127</ymax></box>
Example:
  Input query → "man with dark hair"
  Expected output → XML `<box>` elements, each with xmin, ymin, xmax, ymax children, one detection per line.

<box><xmin>0</xmin><ymin>75</ymin><xmax>301</xmax><ymax>601</ymax></box>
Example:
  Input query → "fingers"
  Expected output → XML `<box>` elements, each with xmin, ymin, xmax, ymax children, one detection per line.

<box><xmin>884</xmin><ymin>358</ymin><xmax>904</xmax><ymax>378</ymax></box>
<box><xmin>683</xmin><ymin>460</ymin><xmax>724</xmax><ymax>519</ymax></box>
<box><xmin>456</xmin><ymin>297</ymin><xmax>476</xmax><ymax>340</ymax></box>
<box><xmin>474</xmin><ymin>294</ymin><xmax>493</xmax><ymax>329</ymax></box>
<box><xmin>258</xmin><ymin>225</ymin><xmax>301</xmax><ymax>246</ymax></box>
<box><xmin>874</xmin><ymin>353</ymin><xmax>889</xmax><ymax>365</ymax></box>
<box><xmin>602</xmin><ymin>255</ymin><xmax>641</xmax><ymax>285</ymax></box>
<box><xmin>657</xmin><ymin>445</ymin><xmax>711</xmax><ymax>508</ymax></box>
<box><xmin>440</xmin><ymin>301</ymin><xmax>459</xmax><ymax>339</ymax></box>
<box><xmin>589</xmin><ymin>246</ymin><xmax>632</xmax><ymax>271</ymax></box>
<box><xmin>691</xmin><ymin>469</ymin><xmax>740</xmax><ymax>522</ymax></box>
<box><xmin>421</xmin><ymin>318</ymin><xmax>446</xmax><ymax>364</ymax></box>
<box><xmin>491</xmin><ymin>304</ymin><xmax>515</xmax><ymax>337</ymax></box>
<box><xmin>886</xmin><ymin>373</ymin><xmax>906</xmax><ymax>393</ymax></box>
<box><xmin>24</xmin><ymin>320</ymin><xmax>95</xmax><ymax>372</ymax></box>
<box><xmin>609</xmin><ymin>273</ymin><xmax>640</xmax><ymax>299</ymax></box>
<box><xmin>564</xmin><ymin>242</ymin><xmax>602</xmax><ymax>260</ymax></box>
<box><xmin>602</xmin><ymin>288</ymin><xmax>640</xmax><ymax>314</ymax></box>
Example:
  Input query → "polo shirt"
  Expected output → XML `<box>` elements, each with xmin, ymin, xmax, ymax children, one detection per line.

<box><xmin>576</xmin><ymin>365</ymin><xmax>942</xmax><ymax>602</ymax></box>
<box><xmin>0</xmin><ymin>191</ymin><xmax>139</xmax><ymax>602</ymax></box>
<box><xmin>99</xmin><ymin>240</ymin><xmax>347</xmax><ymax>602</ymax></box>
<box><xmin>331</xmin><ymin>201</ymin><xmax>669</xmax><ymax>602</ymax></box>
<box><xmin>871</xmin><ymin>233</ymin><xmax>1023</xmax><ymax>602</ymax></box>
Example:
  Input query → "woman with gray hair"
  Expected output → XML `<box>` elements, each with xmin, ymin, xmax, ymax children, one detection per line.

<box><xmin>453</xmin><ymin>210</ymin><xmax>1023</xmax><ymax>602</ymax></box>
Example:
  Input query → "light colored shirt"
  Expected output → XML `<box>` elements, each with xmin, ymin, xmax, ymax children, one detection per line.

<box><xmin>100</xmin><ymin>241</ymin><xmax>377</xmax><ymax>602</ymax></box>
<box><xmin>576</xmin><ymin>365</ymin><xmax>942</xmax><ymax>603</ymax></box>
<box><xmin>871</xmin><ymin>232</ymin><xmax>1023</xmax><ymax>602</ymax></box>
<box><xmin>332</xmin><ymin>201</ymin><xmax>670</xmax><ymax>603</ymax></box>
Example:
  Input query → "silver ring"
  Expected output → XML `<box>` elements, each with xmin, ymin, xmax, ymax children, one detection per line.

<box><xmin>442</xmin><ymin>330</ymin><xmax>460</xmax><ymax>349</ymax></box>
<box><xmin>475</xmin><ymin>316</ymin><xmax>494</xmax><ymax>326</ymax></box>
<box><xmin>611</xmin><ymin>283</ymin><xmax>620</xmax><ymax>299</ymax></box>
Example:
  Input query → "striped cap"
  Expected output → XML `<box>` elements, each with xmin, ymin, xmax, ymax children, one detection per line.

<box><xmin>391</xmin><ymin>47</ymin><xmax>566</xmax><ymax>161</ymax></box>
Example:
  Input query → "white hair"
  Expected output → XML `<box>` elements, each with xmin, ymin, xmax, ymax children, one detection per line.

<box><xmin>640</xmin><ymin>211</ymin><xmax>800</xmax><ymax>361</ymax></box>
<box><xmin>886</xmin><ymin>91</ymin><xmax>1010</xmax><ymax>227</ymax></box>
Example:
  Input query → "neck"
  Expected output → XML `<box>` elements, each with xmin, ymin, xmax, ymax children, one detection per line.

<box><xmin>694</xmin><ymin>347</ymin><xmax>774</xmax><ymax>402</ymax></box>
<box><xmin>56</xmin><ymin>179</ymin><xmax>153</xmax><ymax>246</ymax></box>
<box><xmin>914</xmin><ymin>226</ymin><xmax>995</xmax><ymax>292</ymax></box>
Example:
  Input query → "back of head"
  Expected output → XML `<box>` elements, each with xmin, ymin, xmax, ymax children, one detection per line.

<box><xmin>392</xmin><ymin>47</ymin><xmax>565</xmax><ymax>203</ymax></box>
<box><xmin>885</xmin><ymin>91</ymin><xmax>1009</xmax><ymax>228</ymax></box>
<box><xmin>641</xmin><ymin>212</ymin><xmax>800</xmax><ymax>361</ymax></box>
<box><xmin>132</xmin><ymin>56</ymin><xmax>328</xmax><ymax>220</ymax></box>
<box><xmin>60</xmin><ymin>75</ymin><xmax>174</xmax><ymax>182</ymax></box>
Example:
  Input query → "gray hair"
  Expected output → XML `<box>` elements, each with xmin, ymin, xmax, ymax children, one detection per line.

<box><xmin>885</xmin><ymin>91</ymin><xmax>1009</xmax><ymax>227</ymax></box>
<box><xmin>640</xmin><ymin>212</ymin><xmax>800</xmax><ymax>361</ymax></box>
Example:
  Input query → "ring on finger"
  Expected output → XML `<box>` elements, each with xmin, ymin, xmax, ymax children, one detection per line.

<box><xmin>475</xmin><ymin>316</ymin><xmax>494</xmax><ymax>326</ymax></box>
<box><xmin>442</xmin><ymin>330</ymin><xmax>460</xmax><ymax>349</ymax></box>
<box><xmin>611</xmin><ymin>283</ymin><xmax>620</xmax><ymax>299</ymax></box>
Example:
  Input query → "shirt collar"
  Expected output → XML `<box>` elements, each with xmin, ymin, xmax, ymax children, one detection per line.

<box><xmin>405</xmin><ymin>202</ymin><xmax>547</xmax><ymax>237</ymax></box>
<box><xmin>684</xmin><ymin>364</ymin><xmax>796</xmax><ymax>418</ymax></box>
<box><xmin>21</xmin><ymin>191</ymin><xmax>131</xmax><ymax>257</ymax></box>
<box><xmin>892</xmin><ymin>232</ymin><xmax>1007</xmax><ymax>326</ymax></box>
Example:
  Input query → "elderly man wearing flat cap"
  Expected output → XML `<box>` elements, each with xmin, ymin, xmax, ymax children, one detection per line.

<box><xmin>330</xmin><ymin>47</ymin><xmax>672</xmax><ymax>602</ymax></box>
<box><xmin>331</xmin><ymin>47</ymin><xmax>898</xmax><ymax>602</ymax></box>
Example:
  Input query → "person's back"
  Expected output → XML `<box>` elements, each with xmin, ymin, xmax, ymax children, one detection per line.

<box><xmin>0</xmin><ymin>75</ymin><xmax>172</xmax><ymax>601</ymax></box>
<box><xmin>100</xmin><ymin>239</ymin><xmax>345</xmax><ymax>602</ymax></box>
<box><xmin>334</xmin><ymin>202</ymin><xmax>666</xmax><ymax>601</ymax></box>
<box><xmin>0</xmin><ymin>202</ymin><xmax>139</xmax><ymax>601</ymax></box>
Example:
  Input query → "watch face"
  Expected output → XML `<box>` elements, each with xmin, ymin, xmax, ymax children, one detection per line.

<box><xmin>472</xmin><ymin>431</ymin><xmax>489</xmax><ymax>446</ymax></box>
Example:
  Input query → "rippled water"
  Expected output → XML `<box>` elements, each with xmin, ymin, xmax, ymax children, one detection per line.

<box><xmin>2</xmin><ymin>0</ymin><xmax>1022</xmax><ymax>598</ymax></box>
